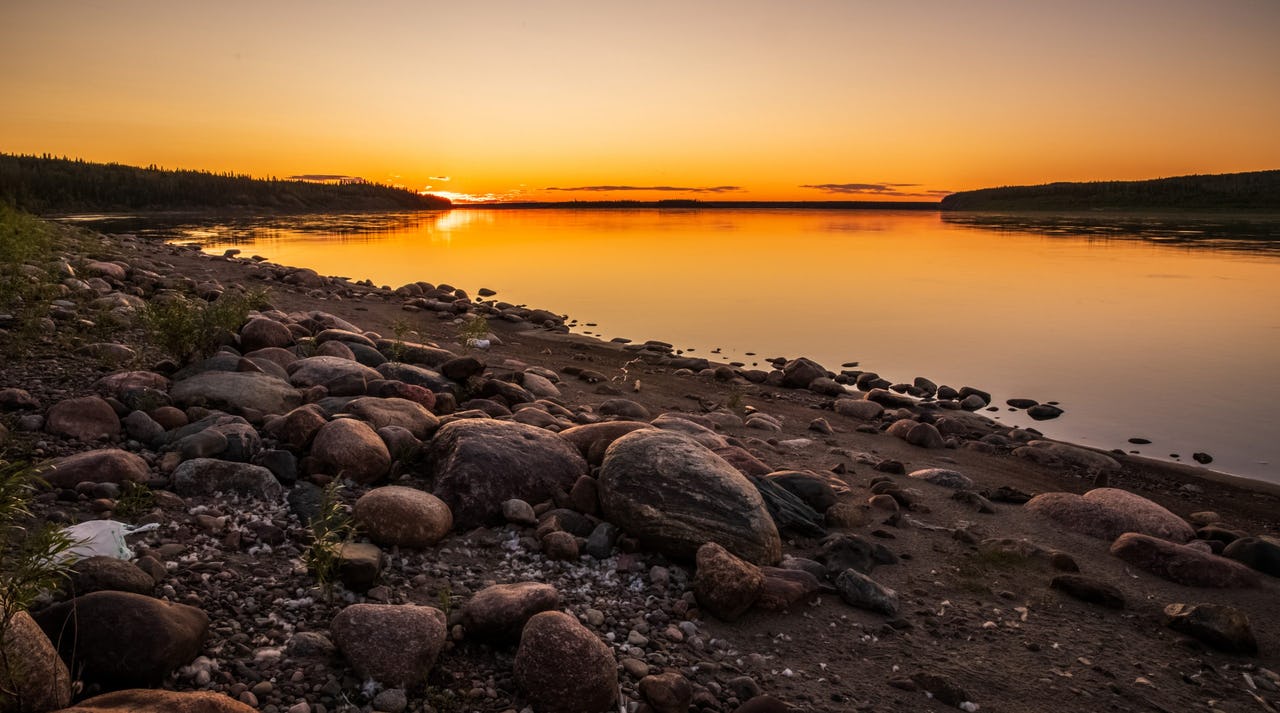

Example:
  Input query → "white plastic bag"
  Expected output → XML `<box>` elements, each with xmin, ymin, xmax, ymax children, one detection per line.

<box><xmin>58</xmin><ymin>520</ymin><xmax>160</xmax><ymax>562</ymax></box>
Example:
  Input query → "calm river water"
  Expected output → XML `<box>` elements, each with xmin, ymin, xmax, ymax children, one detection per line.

<box><xmin>89</xmin><ymin>209</ymin><xmax>1280</xmax><ymax>483</ymax></box>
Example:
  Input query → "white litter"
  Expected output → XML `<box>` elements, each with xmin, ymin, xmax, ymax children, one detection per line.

<box><xmin>58</xmin><ymin>520</ymin><xmax>160</xmax><ymax>562</ymax></box>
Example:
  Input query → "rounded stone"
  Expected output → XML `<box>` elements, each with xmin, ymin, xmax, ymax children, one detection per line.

<box><xmin>331</xmin><ymin>604</ymin><xmax>446</xmax><ymax>687</ymax></box>
<box><xmin>46</xmin><ymin>395</ymin><xmax>121</xmax><ymax>441</ymax></box>
<box><xmin>514</xmin><ymin>611</ymin><xmax>619</xmax><ymax>713</ymax></box>
<box><xmin>353</xmin><ymin>486</ymin><xmax>452</xmax><ymax>548</ymax></box>
<box><xmin>311</xmin><ymin>418</ymin><xmax>391</xmax><ymax>484</ymax></box>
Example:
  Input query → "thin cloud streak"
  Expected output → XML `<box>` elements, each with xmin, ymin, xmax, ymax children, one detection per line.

<box><xmin>801</xmin><ymin>182</ymin><xmax>951</xmax><ymax>198</ymax></box>
<box><xmin>545</xmin><ymin>185</ymin><xmax>743</xmax><ymax>194</ymax></box>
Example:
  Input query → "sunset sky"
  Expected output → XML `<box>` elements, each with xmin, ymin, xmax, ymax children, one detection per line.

<box><xmin>3</xmin><ymin>0</ymin><xmax>1278</xmax><ymax>202</ymax></box>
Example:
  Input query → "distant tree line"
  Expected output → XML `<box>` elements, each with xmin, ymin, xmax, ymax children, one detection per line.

<box><xmin>0</xmin><ymin>154</ymin><xmax>452</xmax><ymax>213</ymax></box>
<box><xmin>940</xmin><ymin>170</ymin><xmax>1280</xmax><ymax>212</ymax></box>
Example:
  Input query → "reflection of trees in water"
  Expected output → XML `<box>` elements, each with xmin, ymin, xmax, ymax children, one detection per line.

<box><xmin>68</xmin><ymin>211</ymin><xmax>452</xmax><ymax>247</ymax></box>
<box><xmin>941</xmin><ymin>213</ymin><xmax>1280</xmax><ymax>256</ymax></box>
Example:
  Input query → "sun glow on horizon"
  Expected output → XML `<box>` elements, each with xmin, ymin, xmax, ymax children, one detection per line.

<box><xmin>1</xmin><ymin>1</ymin><xmax>1277</xmax><ymax>198</ymax></box>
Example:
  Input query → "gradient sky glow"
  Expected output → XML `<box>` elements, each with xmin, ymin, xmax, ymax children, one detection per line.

<box><xmin>3</xmin><ymin>0</ymin><xmax>1278</xmax><ymax>201</ymax></box>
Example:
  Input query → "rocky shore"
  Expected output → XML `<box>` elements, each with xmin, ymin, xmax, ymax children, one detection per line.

<box><xmin>0</xmin><ymin>219</ymin><xmax>1278</xmax><ymax>713</ymax></box>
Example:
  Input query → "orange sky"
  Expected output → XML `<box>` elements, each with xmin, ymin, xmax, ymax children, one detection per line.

<box><xmin>2</xmin><ymin>0</ymin><xmax>1278</xmax><ymax>202</ymax></box>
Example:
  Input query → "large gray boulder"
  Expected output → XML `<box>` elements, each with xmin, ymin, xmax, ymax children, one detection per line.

<box><xmin>287</xmin><ymin>356</ymin><xmax>381</xmax><ymax>393</ymax></box>
<box><xmin>598</xmin><ymin>430</ymin><xmax>781</xmax><ymax>565</ymax></box>
<box><xmin>170</xmin><ymin>371</ymin><xmax>302</xmax><ymax>416</ymax></box>
<box><xmin>426</xmin><ymin>420</ymin><xmax>588</xmax><ymax>528</ymax></box>
<box><xmin>171</xmin><ymin>458</ymin><xmax>282</xmax><ymax>500</ymax></box>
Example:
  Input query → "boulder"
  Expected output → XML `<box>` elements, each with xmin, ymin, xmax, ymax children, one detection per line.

<box><xmin>514</xmin><ymin>611</ymin><xmax>619</xmax><ymax>713</ymax></box>
<box><xmin>833</xmin><ymin>398</ymin><xmax>883</xmax><ymax>421</ymax></box>
<box><xmin>597</xmin><ymin>398</ymin><xmax>650</xmax><ymax>421</ymax></box>
<box><xmin>1163</xmin><ymin>603</ymin><xmax>1257</xmax><ymax>654</ymax></box>
<box><xmin>92</xmin><ymin>371</ymin><xmax>171</xmax><ymax>400</ymax></box>
<box><xmin>598</xmin><ymin>430</ymin><xmax>781</xmax><ymax>565</ymax></box>
<box><xmin>765</xmin><ymin>471</ymin><xmax>839</xmax><ymax>512</ymax></box>
<box><xmin>337</xmin><ymin>542</ymin><xmax>383</xmax><ymax>592</ymax></box>
<box><xmin>816</xmin><ymin>533</ymin><xmax>898</xmax><ymax>575</ymax></box>
<box><xmin>1014</xmin><ymin>441</ymin><xmax>1120</xmax><ymax>473</ymax></box>
<box><xmin>288</xmin><ymin>356</ymin><xmax>381</xmax><ymax>392</ymax></box>
<box><xmin>780</xmin><ymin>358</ymin><xmax>827</xmax><ymax>389</ymax></box>
<box><xmin>907</xmin><ymin>468</ymin><xmax>973</xmax><ymax>489</ymax></box>
<box><xmin>66</xmin><ymin>556</ymin><xmax>155</xmax><ymax>596</ymax></box>
<box><xmin>712</xmin><ymin>446</ymin><xmax>773</xmax><ymax>477</ymax></box>
<box><xmin>755</xmin><ymin>567</ymin><xmax>821</xmax><ymax>612</ymax></box>
<box><xmin>1110</xmin><ymin>533</ymin><xmax>1260</xmax><ymax>588</ymax></box>
<box><xmin>376</xmin><ymin>362</ymin><xmax>453</xmax><ymax>392</ymax></box>
<box><xmin>239</xmin><ymin>317</ymin><xmax>293</xmax><ymax>352</ymax></box>
<box><xmin>353</xmin><ymin>486</ymin><xmax>452</xmax><ymax>548</ymax></box>
<box><xmin>648</xmin><ymin>414</ymin><xmax>726</xmax><ymax>449</ymax></box>
<box><xmin>340</xmin><ymin>396</ymin><xmax>439</xmax><ymax>439</ymax></box>
<box><xmin>639</xmin><ymin>672</ymin><xmax>693</xmax><ymax>713</ymax></box>
<box><xmin>0</xmin><ymin>387</ymin><xmax>40</xmax><ymax>411</ymax></box>
<box><xmin>460</xmin><ymin>582</ymin><xmax>561</xmax><ymax>639</ymax></box>
<box><xmin>171</xmin><ymin>459</ymin><xmax>282</xmax><ymax>500</ymax></box>
<box><xmin>41</xmin><ymin>449</ymin><xmax>149</xmax><ymax>488</ymax></box>
<box><xmin>331</xmin><ymin>604</ymin><xmax>446</xmax><ymax>687</ymax></box>
<box><xmin>52</xmin><ymin>689</ymin><xmax>255</xmax><ymax>713</ymax></box>
<box><xmin>693</xmin><ymin>542</ymin><xmax>764</xmax><ymax>621</ymax></box>
<box><xmin>265</xmin><ymin>404</ymin><xmax>328</xmax><ymax>450</ymax></box>
<box><xmin>0</xmin><ymin>611</ymin><xmax>72</xmax><ymax>712</ymax></box>
<box><xmin>34</xmin><ymin>591</ymin><xmax>208</xmax><ymax>686</ymax></box>
<box><xmin>904</xmin><ymin>422</ymin><xmax>945</xmax><ymax>449</ymax></box>
<box><xmin>45</xmin><ymin>396</ymin><xmax>120</xmax><ymax>441</ymax></box>
<box><xmin>1025</xmin><ymin>489</ymin><xmax>1194</xmax><ymax>542</ymax></box>
<box><xmin>1222</xmin><ymin>536</ymin><xmax>1280</xmax><ymax>577</ymax></box>
<box><xmin>1050</xmin><ymin>574</ymin><xmax>1125</xmax><ymax>609</ymax></box>
<box><xmin>311</xmin><ymin>418</ymin><xmax>391</xmax><ymax>484</ymax></box>
<box><xmin>834</xmin><ymin>568</ymin><xmax>899</xmax><ymax>616</ymax></box>
<box><xmin>427</xmin><ymin>420</ymin><xmax>588</xmax><ymax>528</ymax></box>
<box><xmin>170</xmin><ymin>371</ymin><xmax>302</xmax><ymax>416</ymax></box>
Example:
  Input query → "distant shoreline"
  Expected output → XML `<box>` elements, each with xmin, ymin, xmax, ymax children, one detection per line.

<box><xmin>452</xmin><ymin>199</ymin><xmax>941</xmax><ymax>210</ymax></box>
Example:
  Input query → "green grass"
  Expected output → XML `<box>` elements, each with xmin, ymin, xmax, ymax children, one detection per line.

<box><xmin>302</xmin><ymin>481</ymin><xmax>355</xmax><ymax>601</ymax></box>
<box><xmin>455</xmin><ymin>315</ymin><xmax>489</xmax><ymax>346</ymax></box>
<box><xmin>142</xmin><ymin>287</ymin><xmax>270</xmax><ymax>364</ymax></box>
<box><xmin>0</xmin><ymin>459</ymin><xmax>77</xmax><ymax>709</ymax></box>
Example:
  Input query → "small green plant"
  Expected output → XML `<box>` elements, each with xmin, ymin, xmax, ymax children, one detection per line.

<box><xmin>142</xmin><ymin>287</ymin><xmax>269</xmax><ymax>364</ymax></box>
<box><xmin>726</xmin><ymin>387</ymin><xmax>746</xmax><ymax>414</ymax></box>
<box><xmin>0</xmin><ymin>459</ymin><xmax>77</xmax><ymax>709</ymax></box>
<box><xmin>303</xmin><ymin>481</ymin><xmax>355</xmax><ymax>601</ymax></box>
<box><xmin>112</xmin><ymin>482</ymin><xmax>156</xmax><ymax>520</ymax></box>
<box><xmin>436</xmin><ymin>581</ymin><xmax>453</xmax><ymax>617</ymax></box>
<box><xmin>0</xmin><ymin>207</ymin><xmax>54</xmax><ymax>311</ymax></box>
<box><xmin>455</xmin><ymin>315</ymin><xmax>489</xmax><ymax>346</ymax></box>
<box><xmin>387</xmin><ymin>318</ymin><xmax>414</xmax><ymax>362</ymax></box>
